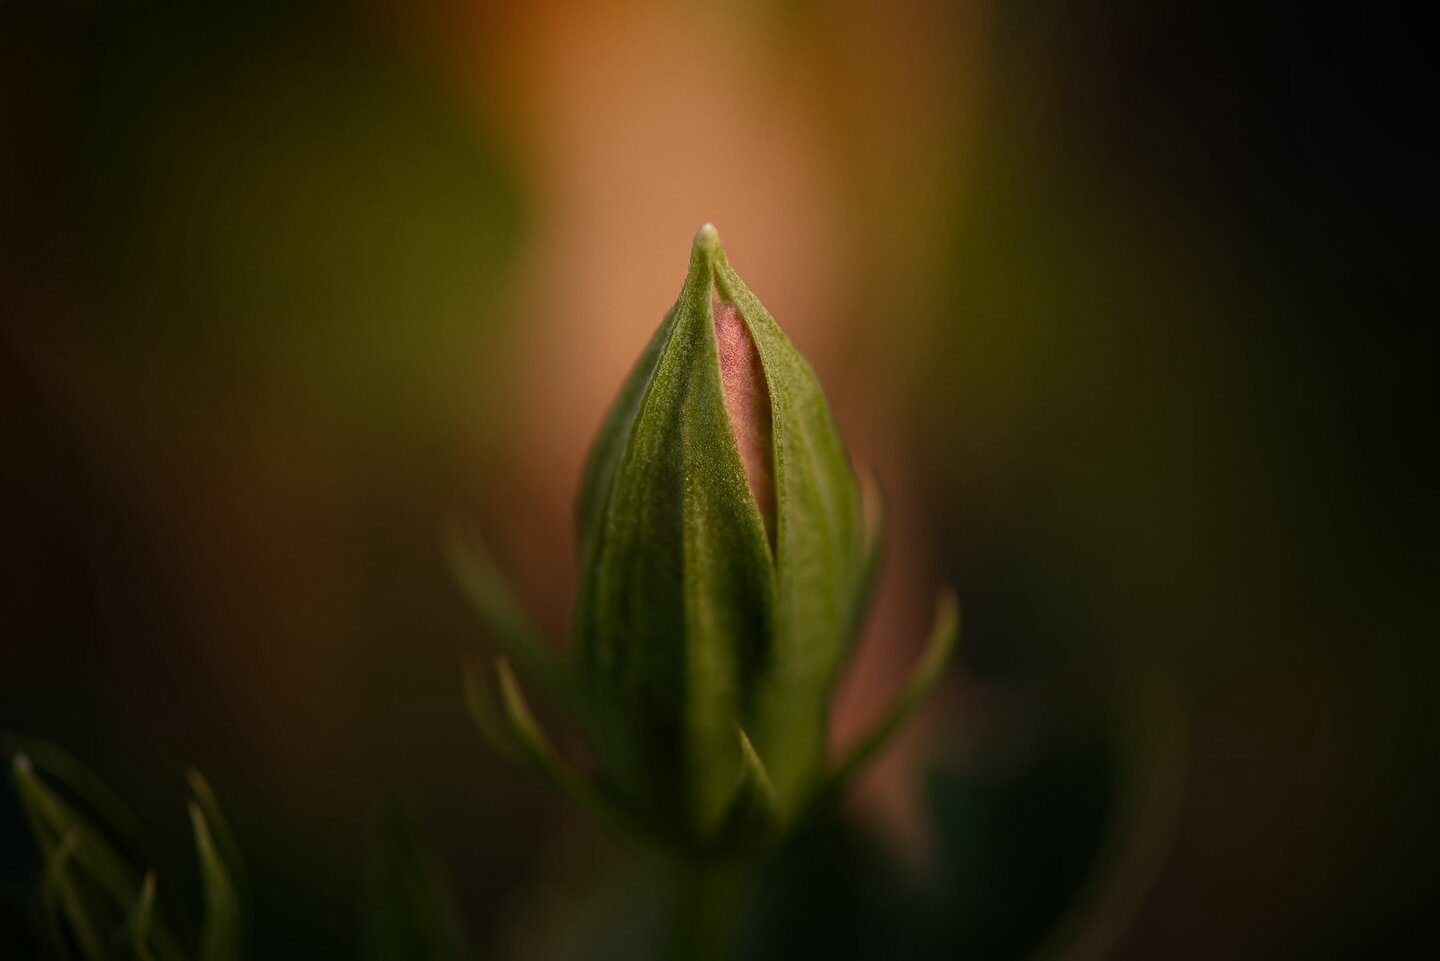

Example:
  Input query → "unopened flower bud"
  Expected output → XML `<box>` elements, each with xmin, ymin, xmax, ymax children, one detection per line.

<box><xmin>572</xmin><ymin>224</ymin><xmax>868</xmax><ymax>838</ymax></box>
<box><xmin>456</xmin><ymin>225</ymin><xmax>957</xmax><ymax>851</ymax></box>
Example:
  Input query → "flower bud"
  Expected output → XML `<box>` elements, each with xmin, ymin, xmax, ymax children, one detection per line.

<box><xmin>573</xmin><ymin>224</ymin><xmax>867</xmax><ymax>838</ymax></box>
<box><xmin>455</xmin><ymin>225</ymin><xmax>957</xmax><ymax>852</ymax></box>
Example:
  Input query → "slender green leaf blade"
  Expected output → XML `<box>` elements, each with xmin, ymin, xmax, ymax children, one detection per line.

<box><xmin>13</xmin><ymin>755</ymin><xmax>142</xmax><ymax>924</ymax></box>
<box><xmin>494</xmin><ymin>658</ymin><xmax>647</xmax><ymax>845</ymax></box>
<box><xmin>11</xmin><ymin>753</ymin><xmax>186</xmax><ymax>961</ymax></box>
<box><xmin>126</xmin><ymin>872</ymin><xmax>158</xmax><ymax>961</ymax></box>
<box><xmin>850</xmin><ymin>467</ymin><xmax>888</xmax><ymax>647</ymax></box>
<box><xmin>461</xmin><ymin>658</ymin><xmax>518</xmax><ymax>760</ymax></box>
<box><xmin>444</xmin><ymin>522</ymin><xmax>578</xmax><ymax>713</ymax></box>
<box><xmin>825</xmin><ymin>590</ymin><xmax>961</xmax><ymax>801</ymax></box>
<box><xmin>184</xmin><ymin>771</ymin><xmax>246</xmax><ymax>903</ymax></box>
<box><xmin>41</xmin><ymin>829</ymin><xmax>109</xmax><ymax>961</ymax></box>
<box><xmin>3</xmin><ymin>735</ymin><xmax>147</xmax><ymax>854</ymax></box>
<box><xmin>189</xmin><ymin>801</ymin><xmax>241</xmax><ymax>961</ymax></box>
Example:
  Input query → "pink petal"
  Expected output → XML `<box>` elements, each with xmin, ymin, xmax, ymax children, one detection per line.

<box><xmin>713</xmin><ymin>299</ymin><xmax>775</xmax><ymax>541</ymax></box>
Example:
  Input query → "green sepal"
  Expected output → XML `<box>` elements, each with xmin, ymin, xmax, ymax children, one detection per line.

<box><xmin>575</xmin><ymin>229</ymin><xmax>775</xmax><ymax>839</ymax></box>
<box><xmin>704</xmin><ymin>227</ymin><xmax>868</xmax><ymax>815</ymax></box>
<box><xmin>574</xmin><ymin>303</ymin><xmax>679</xmax><ymax>561</ymax></box>
<box><xmin>734</xmin><ymin>727</ymin><xmax>781</xmax><ymax>827</ymax></box>
<box><xmin>704</xmin><ymin>726</ymin><xmax>785</xmax><ymax>853</ymax></box>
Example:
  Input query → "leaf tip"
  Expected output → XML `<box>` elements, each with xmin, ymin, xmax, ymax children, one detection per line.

<box><xmin>495</xmin><ymin>655</ymin><xmax>521</xmax><ymax>707</ymax></box>
<box><xmin>186</xmin><ymin>799</ymin><xmax>204</xmax><ymax>833</ymax></box>
<box><xmin>934</xmin><ymin>588</ymin><xmax>961</xmax><ymax>644</ymax></box>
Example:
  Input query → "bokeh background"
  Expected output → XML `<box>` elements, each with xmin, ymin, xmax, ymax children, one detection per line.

<box><xmin>2</xmin><ymin>2</ymin><xmax>1434</xmax><ymax>958</ymax></box>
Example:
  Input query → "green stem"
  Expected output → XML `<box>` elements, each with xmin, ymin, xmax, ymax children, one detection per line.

<box><xmin>665</xmin><ymin>854</ymin><xmax>752</xmax><ymax>961</ymax></box>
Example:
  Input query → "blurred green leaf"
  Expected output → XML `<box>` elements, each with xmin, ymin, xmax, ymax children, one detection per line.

<box><xmin>493</xmin><ymin>658</ymin><xmax>645</xmax><ymax>846</ymax></box>
<box><xmin>445</xmin><ymin>524</ymin><xmax>578</xmax><ymax>714</ymax></box>
<box><xmin>16</xmin><ymin>754</ymin><xmax>140</xmax><ymax>927</ymax></box>
<box><xmin>41</xmin><ymin>828</ymin><xmax>108</xmax><ymax>961</ymax></box>
<box><xmin>183</xmin><ymin>772</ymin><xmax>245</xmax><ymax>908</ymax></box>
<box><xmin>188</xmin><ymin>797</ymin><xmax>240</xmax><ymax>961</ymax></box>
<box><xmin>11</xmin><ymin>754</ymin><xmax>185</xmax><ymax>961</ymax></box>
<box><xmin>126</xmin><ymin>872</ymin><xmax>158</xmax><ymax>961</ymax></box>
<box><xmin>461</xmin><ymin>658</ymin><xmax>519</xmax><ymax>762</ymax></box>
<box><xmin>849</xmin><ymin>469</ymin><xmax>888</xmax><ymax>650</ymax></box>
<box><xmin>2</xmin><ymin>736</ymin><xmax>148</xmax><ymax>857</ymax></box>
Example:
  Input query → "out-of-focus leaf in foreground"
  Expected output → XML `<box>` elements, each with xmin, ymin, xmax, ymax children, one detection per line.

<box><xmin>7</xmin><ymin>744</ymin><xmax>244</xmax><ymax>961</ymax></box>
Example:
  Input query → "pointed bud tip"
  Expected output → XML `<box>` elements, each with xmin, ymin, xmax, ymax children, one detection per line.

<box><xmin>693</xmin><ymin>222</ymin><xmax>722</xmax><ymax>253</ymax></box>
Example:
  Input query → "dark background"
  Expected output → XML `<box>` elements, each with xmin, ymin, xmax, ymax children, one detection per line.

<box><xmin>3</xmin><ymin>2</ymin><xmax>1435</xmax><ymax>958</ymax></box>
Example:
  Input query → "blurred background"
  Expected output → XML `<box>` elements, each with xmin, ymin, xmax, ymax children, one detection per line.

<box><xmin>2</xmin><ymin>1</ymin><xmax>1434</xmax><ymax>958</ymax></box>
